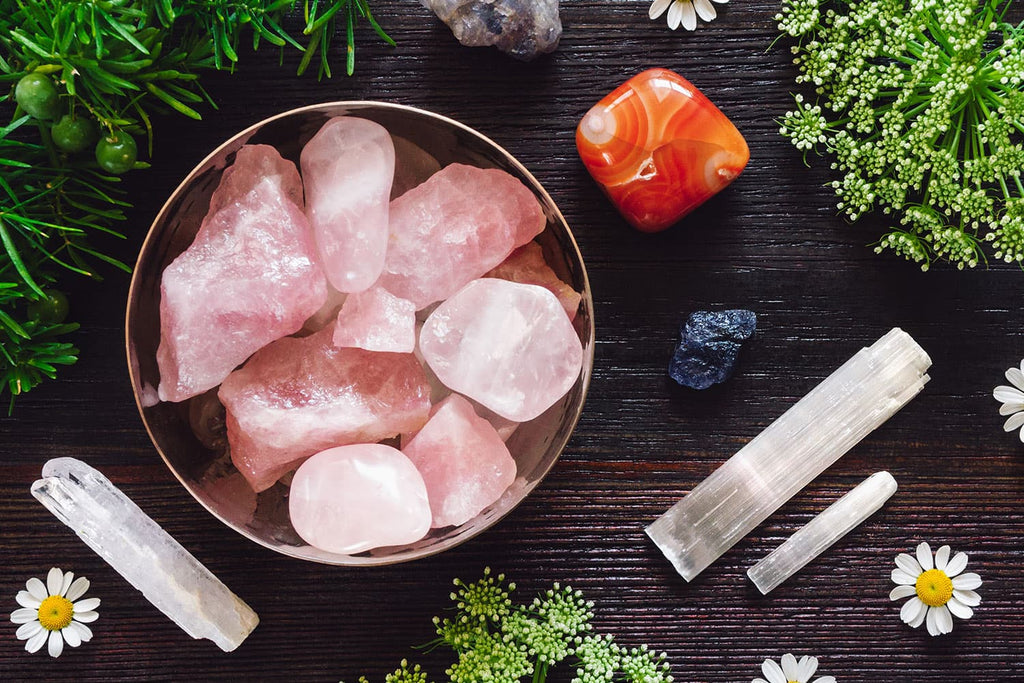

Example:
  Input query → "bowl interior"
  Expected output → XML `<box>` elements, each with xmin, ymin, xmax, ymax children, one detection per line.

<box><xmin>126</xmin><ymin>102</ymin><xmax>594</xmax><ymax>565</ymax></box>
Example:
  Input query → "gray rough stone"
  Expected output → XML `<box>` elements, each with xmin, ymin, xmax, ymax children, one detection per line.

<box><xmin>420</xmin><ymin>0</ymin><xmax>562</xmax><ymax>61</ymax></box>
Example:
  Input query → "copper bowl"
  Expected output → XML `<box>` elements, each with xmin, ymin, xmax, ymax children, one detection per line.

<box><xmin>125</xmin><ymin>102</ymin><xmax>594</xmax><ymax>565</ymax></box>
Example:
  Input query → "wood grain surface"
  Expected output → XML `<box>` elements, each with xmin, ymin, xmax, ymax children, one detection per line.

<box><xmin>2</xmin><ymin>2</ymin><xmax>1023</xmax><ymax>681</ymax></box>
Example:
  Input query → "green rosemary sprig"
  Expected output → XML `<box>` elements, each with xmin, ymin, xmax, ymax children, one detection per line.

<box><xmin>777</xmin><ymin>0</ymin><xmax>1024</xmax><ymax>270</ymax></box>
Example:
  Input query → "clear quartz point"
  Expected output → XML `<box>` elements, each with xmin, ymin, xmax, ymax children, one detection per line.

<box><xmin>646</xmin><ymin>328</ymin><xmax>930</xmax><ymax>582</ymax></box>
<box><xmin>747</xmin><ymin>471</ymin><xmax>898</xmax><ymax>594</ymax></box>
<box><xmin>31</xmin><ymin>457</ymin><xmax>258</xmax><ymax>651</ymax></box>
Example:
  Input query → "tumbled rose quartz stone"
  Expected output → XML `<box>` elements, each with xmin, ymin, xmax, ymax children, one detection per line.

<box><xmin>219</xmin><ymin>327</ymin><xmax>431</xmax><ymax>492</ymax></box>
<box><xmin>378</xmin><ymin>163</ymin><xmax>546</xmax><ymax>309</ymax></box>
<box><xmin>289</xmin><ymin>444</ymin><xmax>431</xmax><ymax>554</ymax></box>
<box><xmin>333</xmin><ymin>286</ymin><xmax>416</xmax><ymax>353</ymax></box>
<box><xmin>484</xmin><ymin>242</ymin><xmax>582</xmax><ymax>320</ymax></box>
<box><xmin>300</xmin><ymin>117</ymin><xmax>395</xmax><ymax>292</ymax></box>
<box><xmin>156</xmin><ymin>145</ymin><xmax>327</xmax><ymax>403</ymax></box>
<box><xmin>420</xmin><ymin>278</ymin><xmax>583</xmax><ymax>422</ymax></box>
<box><xmin>576</xmin><ymin>68</ymin><xmax>749</xmax><ymax>233</ymax></box>
<box><xmin>403</xmin><ymin>394</ymin><xmax>517</xmax><ymax>527</ymax></box>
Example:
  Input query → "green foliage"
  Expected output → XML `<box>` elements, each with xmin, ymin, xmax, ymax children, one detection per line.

<box><xmin>356</xmin><ymin>569</ymin><xmax>674</xmax><ymax>683</ymax></box>
<box><xmin>0</xmin><ymin>0</ymin><xmax>391</xmax><ymax>408</ymax></box>
<box><xmin>776</xmin><ymin>0</ymin><xmax>1024</xmax><ymax>270</ymax></box>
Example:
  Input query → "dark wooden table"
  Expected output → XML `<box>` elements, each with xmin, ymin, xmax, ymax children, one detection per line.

<box><xmin>3</xmin><ymin>2</ymin><xmax>1023</xmax><ymax>681</ymax></box>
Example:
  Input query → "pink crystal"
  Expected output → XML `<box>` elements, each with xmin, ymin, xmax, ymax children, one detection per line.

<box><xmin>391</xmin><ymin>135</ymin><xmax>441</xmax><ymax>198</ymax></box>
<box><xmin>289</xmin><ymin>444</ymin><xmax>431</xmax><ymax>554</ymax></box>
<box><xmin>420</xmin><ymin>279</ymin><xmax>584</xmax><ymax>422</ymax></box>
<box><xmin>484</xmin><ymin>242</ymin><xmax>582</xmax><ymax>320</ymax></box>
<box><xmin>378</xmin><ymin>163</ymin><xmax>546</xmax><ymax>309</ymax></box>
<box><xmin>157</xmin><ymin>145</ymin><xmax>327</xmax><ymax>403</ymax></box>
<box><xmin>219</xmin><ymin>327</ymin><xmax>431</xmax><ymax>492</ymax></box>
<box><xmin>300</xmin><ymin>117</ymin><xmax>395</xmax><ymax>293</ymax></box>
<box><xmin>403</xmin><ymin>394</ymin><xmax>517</xmax><ymax>527</ymax></box>
<box><xmin>333</xmin><ymin>286</ymin><xmax>416</xmax><ymax>353</ymax></box>
<box><xmin>302</xmin><ymin>285</ymin><xmax>347</xmax><ymax>333</ymax></box>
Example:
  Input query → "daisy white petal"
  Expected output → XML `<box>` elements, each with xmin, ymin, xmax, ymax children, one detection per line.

<box><xmin>25</xmin><ymin>629</ymin><xmax>48</xmax><ymax>653</ymax></box>
<box><xmin>73</xmin><ymin>597</ymin><xmax>101</xmax><ymax>612</ymax></box>
<box><xmin>752</xmin><ymin>679</ymin><xmax>769</xmax><ymax>683</ymax></box>
<box><xmin>891</xmin><ymin>568</ymin><xmax>917</xmax><ymax>585</ymax></box>
<box><xmin>998</xmin><ymin>401</ymin><xmax>1024</xmax><ymax>415</ymax></box>
<box><xmin>895</xmin><ymin>552</ymin><xmax>922</xmax><ymax>575</ymax></box>
<box><xmin>1003</xmin><ymin>412</ymin><xmax>1024</xmax><ymax>432</ymax></box>
<box><xmin>649</xmin><ymin>0</ymin><xmax>672</xmax><ymax>20</ymax></box>
<box><xmin>693</xmin><ymin>0</ymin><xmax>717</xmax><ymax>22</ymax></box>
<box><xmin>16</xmin><ymin>622</ymin><xmax>42</xmax><ymax>640</ymax></box>
<box><xmin>798</xmin><ymin>655</ymin><xmax>818</xmax><ymax>679</ymax></box>
<box><xmin>916</xmin><ymin>542</ymin><xmax>934</xmax><ymax>571</ymax></box>
<box><xmin>944</xmin><ymin>552</ymin><xmax>969</xmax><ymax>577</ymax></box>
<box><xmin>65</xmin><ymin>577</ymin><xmax>90</xmax><ymax>602</ymax></box>
<box><xmin>59</xmin><ymin>571</ymin><xmax>74</xmax><ymax>597</ymax></box>
<box><xmin>25</xmin><ymin>578</ymin><xmax>47</xmax><ymax>602</ymax></box>
<box><xmin>934</xmin><ymin>604</ymin><xmax>954</xmax><ymax>634</ymax></box>
<box><xmin>889</xmin><ymin>584</ymin><xmax>916</xmax><ymax>600</ymax></box>
<box><xmin>817</xmin><ymin>678</ymin><xmax>837</xmax><ymax>683</ymax></box>
<box><xmin>953</xmin><ymin>588</ymin><xmax>982</xmax><ymax>607</ymax></box>
<box><xmin>46</xmin><ymin>568</ymin><xmax>64</xmax><ymax>597</ymax></box>
<box><xmin>901</xmin><ymin>596</ymin><xmax>926</xmax><ymax>625</ymax></box>
<box><xmin>780</xmin><ymin>653</ymin><xmax>799</xmax><ymax>680</ymax></box>
<box><xmin>712</xmin><ymin>0</ymin><xmax>728</xmax><ymax>4</ymax></box>
<box><xmin>993</xmin><ymin>385</ymin><xmax>1024</xmax><ymax>403</ymax></box>
<box><xmin>10</xmin><ymin>607</ymin><xmax>38</xmax><ymax>624</ymax></box>
<box><xmin>952</xmin><ymin>572</ymin><xmax>982</xmax><ymax>590</ymax></box>
<box><xmin>934</xmin><ymin>545</ymin><xmax>951</xmax><ymax>571</ymax></box>
<box><xmin>68</xmin><ymin>620</ymin><xmax>93</xmax><ymax>643</ymax></box>
<box><xmin>16</xmin><ymin>591</ymin><xmax>41</xmax><ymax>609</ymax></box>
<box><xmin>73</xmin><ymin>610</ymin><xmax>99</xmax><ymax>623</ymax></box>
<box><xmin>47</xmin><ymin>630</ymin><xmax>64</xmax><ymax>658</ymax></box>
<box><xmin>909</xmin><ymin>605</ymin><xmax>927</xmax><ymax>628</ymax></box>
<box><xmin>62</xmin><ymin>624</ymin><xmax>82</xmax><ymax>648</ymax></box>
<box><xmin>1006</xmin><ymin>366</ymin><xmax>1024</xmax><ymax>391</ymax></box>
<box><xmin>925</xmin><ymin>606</ymin><xmax>940</xmax><ymax>636</ymax></box>
<box><xmin>679</xmin><ymin>1</ymin><xmax>698</xmax><ymax>30</ymax></box>
<box><xmin>762</xmin><ymin>658</ymin><xmax>787</xmax><ymax>683</ymax></box>
<box><xmin>666</xmin><ymin>0</ymin><xmax>684</xmax><ymax>29</ymax></box>
<box><xmin>947</xmin><ymin>597</ymin><xmax>973</xmax><ymax>620</ymax></box>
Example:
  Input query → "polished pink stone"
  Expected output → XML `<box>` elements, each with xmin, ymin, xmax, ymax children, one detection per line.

<box><xmin>289</xmin><ymin>444</ymin><xmax>431</xmax><ymax>554</ymax></box>
<box><xmin>156</xmin><ymin>145</ymin><xmax>327</xmax><ymax>403</ymax></box>
<box><xmin>403</xmin><ymin>394</ymin><xmax>516</xmax><ymax>527</ymax></box>
<box><xmin>300</xmin><ymin>117</ymin><xmax>395</xmax><ymax>292</ymax></box>
<box><xmin>484</xmin><ymin>242</ymin><xmax>582</xmax><ymax>320</ymax></box>
<box><xmin>420</xmin><ymin>278</ymin><xmax>584</xmax><ymax>422</ymax></box>
<box><xmin>378</xmin><ymin>163</ymin><xmax>546</xmax><ymax>309</ymax></box>
<box><xmin>333</xmin><ymin>286</ymin><xmax>416</xmax><ymax>353</ymax></box>
<box><xmin>219</xmin><ymin>327</ymin><xmax>431</xmax><ymax>492</ymax></box>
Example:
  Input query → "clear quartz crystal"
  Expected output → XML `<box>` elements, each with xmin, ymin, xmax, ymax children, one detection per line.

<box><xmin>747</xmin><ymin>471</ymin><xmax>898</xmax><ymax>594</ymax></box>
<box><xmin>31</xmin><ymin>458</ymin><xmax>258</xmax><ymax>651</ymax></box>
<box><xmin>646</xmin><ymin>328</ymin><xmax>930</xmax><ymax>582</ymax></box>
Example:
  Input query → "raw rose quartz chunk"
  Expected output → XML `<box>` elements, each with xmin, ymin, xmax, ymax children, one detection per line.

<box><xmin>289</xmin><ymin>444</ymin><xmax>431</xmax><ymax>554</ymax></box>
<box><xmin>378</xmin><ymin>163</ymin><xmax>546</xmax><ymax>309</ymax></box>
<box><xmin>485</xmin><ymin>242</ymin><xmax>582</xmax><ymax>320</ymax></box>
<box><xmin>403</xmin><ymin>394</ymin><xmax>517</xmax><ymax>527</ymax></box>
<box><xmin>302</xmin><ymin>285</ymin><xmax>347</xmax><ymax>333</ymax></box>
<box><xmin>333</xmin><ymin>286</ymin><xmax>416</xmax><ymax>353</ymax></box>
<box><xmin>157</xmin><ymin>145</ymin><xmax>327</xmax><ymax>403</ymax></box>
<box><xmin>420</xmin><ymin>279</ymin><xmax>584</xmax><ymax>422</ymax></box>
<box><xmin>219</xmin><ymin>327</ymin><xmax>431</xmax><ymax>492</ymax></box>
<box><xmin>301</xmin><ymin>117</ymin><xmax>395</xmax><ymax>293</ymax></box>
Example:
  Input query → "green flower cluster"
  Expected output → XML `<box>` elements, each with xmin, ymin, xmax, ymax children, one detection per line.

<box><xmin>777</xmin><ymin>0</ymin><xmax>1024</xmax><ymax>270</ymax></box>
<box><xmin>359</xmin><ymin>569</ymin><xmax>673</xmax><ymax>683</ymax></box>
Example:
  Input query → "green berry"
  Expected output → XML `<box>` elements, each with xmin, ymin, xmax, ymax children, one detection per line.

<box><xmin>27</xmin><ymin>290</ymin><xmax>70</xmax><ymax>325</ymax></box>
<box><xmin>14</xmin><ymin>73</ymin><xmax>61</xmax><ymax>121</ymax></box>
<box><xmin>95</xmin><ymin>131</ymin><xmax>137</xmax><ymax>174</ymax></box>
<box><xmin>51</xmin><ymin>115</ymin><xmax>98</xmax><ymax>153</ymax></box>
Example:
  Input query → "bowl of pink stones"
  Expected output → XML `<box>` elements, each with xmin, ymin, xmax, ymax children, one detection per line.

<box><xmin>126</xmin><ymin>102</ymin><xmax>594</xmax><ymax>564</ymax></box>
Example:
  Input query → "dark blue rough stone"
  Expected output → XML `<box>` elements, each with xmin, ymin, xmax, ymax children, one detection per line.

<box><xmin>668</xmin><ymin>310</ymin><xmax>757</xmax><ymax>390</ymax></box>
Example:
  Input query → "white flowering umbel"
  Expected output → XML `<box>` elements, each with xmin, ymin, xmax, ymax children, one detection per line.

<box><xmin>777</xmin><ymin>0</ymin><xmax>1024</xmax><ymax>270</ymax></box>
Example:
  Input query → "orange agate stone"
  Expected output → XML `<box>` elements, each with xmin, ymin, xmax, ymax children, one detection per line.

<box><xmin>576</xmin><ymin>68</ymin><xmax>749</xmax><ymax>233</ymax></box>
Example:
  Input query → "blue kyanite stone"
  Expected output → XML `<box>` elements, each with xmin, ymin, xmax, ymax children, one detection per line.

<box><xmin>668</xmin><ymin>310</ymin><xmax>757</xmax><ymax>390</ymax></box>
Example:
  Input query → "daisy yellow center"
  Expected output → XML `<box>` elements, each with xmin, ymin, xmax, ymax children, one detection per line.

<box><xmin>916</xmin><ymin>568</ymin><xmax>953</xmax><ymax>607</ymax></box>
<box><xmin>37</xmin><ymin>595</ymin><xmax>74</xmax><ymax>631</ymax></box>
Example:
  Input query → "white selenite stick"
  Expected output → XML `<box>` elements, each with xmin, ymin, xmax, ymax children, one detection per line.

<box><xmin>747</xmin><ymin>471</ymin><xmax>898</xmax><ymax>594</ymax></box>
<box><xmin>646</xmin><ymin>328</ymin><xmax>930</xmax><ymax>582</ymax></box>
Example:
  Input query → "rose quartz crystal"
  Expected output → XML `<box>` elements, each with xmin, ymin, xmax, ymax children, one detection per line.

<box><xmin>157</xmin><ymin>145</ymin><xmax>327</xmax><ymax>403</ymax></box>
<box><xmin>391</xmin><ymin>135</ymin><xmax>441</xmax><ymax>198</ymax></box>
<box><xmin>484</xmin><ymin>242</ymin><xmax>582</xmax><ymax>320</ymax></box>
<box><xmin>289</xmin><ymin>444</ymin><xmax>431</xmax><ymax>554</ymax></box>
<box><xmin>403</xmin><ymin>394</ymin><xmax>516</xmax><ymax>527</ymax></box>
<box><xmin>420</xmin><ymin>278</ymin><xmax>584</xmax><ymax>422</ymax></box>
<box><xmin>219</xmin><ymin>327</ymin><xmax>431</xmax><ymax>492</ymax></box>
<box><xmin>378</xmin><ymin>163</ymin><xmax>546</xmax><ymax>309</ymax></box>
<box><xmin>333</xmin><ymin>286</ymin><xmax>416</xmax><ymax>353</ymax></box>
<box><xmin>300</xmin><ymin>117</ymin><xmax>395</xmax><ymax>293</ymax></box>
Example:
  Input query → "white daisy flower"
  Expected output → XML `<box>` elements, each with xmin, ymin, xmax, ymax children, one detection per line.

<box><xmin>649</xmin><ymin>0</ymin><xmax>728</xmax><ymax>31</ymax></box>
<box><xmin>993</xmin><ymin>359</ymin><xmax>1024</xmax><ymax>441</ymax></box>
<box><xmin>10</xmin><ymin>567</ymin><xmax>99</xmax><ymax>657</ymax></box>
<box><xmin>752</xmin><ymin>653</ymin><xmax>836</xmax><ymax>683</ymax></box>
<box><xmin>889</xmin><ymin>542</ymin><xmax>982</xmax><ymax>636</ymax></box>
